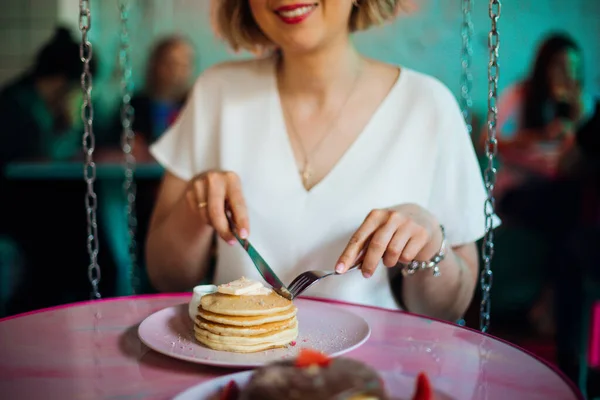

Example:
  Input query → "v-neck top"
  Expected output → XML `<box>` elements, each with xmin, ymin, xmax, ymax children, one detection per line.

<box><xmin>150</xmin><ymin>57</ymin><xmax>497</xmax><ymax>310</ymax></box>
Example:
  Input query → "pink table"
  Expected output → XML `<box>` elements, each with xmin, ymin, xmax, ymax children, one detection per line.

<box><xmin>0</xmin><ymin>294</ymin><xmax>581</xmax><ymax>400</ymax></box>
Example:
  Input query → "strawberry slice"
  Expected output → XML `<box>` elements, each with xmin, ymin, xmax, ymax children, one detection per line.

<box><xmin>412</xmin><ymin>372</ymin><xmax>434</xmax><ymax>400</ymax></box>
<box><xmin>219</xmin><ymin>380</ymin><xmax>240</xmax><ymax>400</ymax></box>
<box><xmin>295</xmin><ymin>348</ymin><xmax>331</xmax><ymax>368</ymax></box>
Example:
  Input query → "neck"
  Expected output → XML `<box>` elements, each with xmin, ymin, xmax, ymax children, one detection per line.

<box><xmin>277</xmin><ymin>39</ymin><xmax>362</xmax><ymax>101</ymax></box>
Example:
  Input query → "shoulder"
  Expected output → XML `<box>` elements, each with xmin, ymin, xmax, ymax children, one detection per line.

<box><xmin>395</xmin><ymin>68</ymin><xmax>461</xmax><ymax>117</ymax></box>
<box><xmin>391</xmin><ymin>69</ymin><xmax>474</xmax><ymax>147</ymax></box>
<box><xmin>192</xmin><ymin>57</ymin><xmax>274</xmax><ymax>95</ymax></box>
<box><xmin>399</xmin><ymin>68</ymin><xmax>451</xmax><ymax>94</ymax></box>
<box><xmin>173</xmin><ymin>57</ymin><xmax>274</xmax><ymax>127</ymax></box>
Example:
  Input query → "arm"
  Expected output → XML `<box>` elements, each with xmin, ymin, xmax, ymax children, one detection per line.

<box><xmin>146</xmin><ymin>172</ymin><xmax>214</xmax><ymax>292</ymax></box>
<box><xmin>401</xmin><ymin>233</ymin><xmax>478</xmax><ymax>321</ymax></box>
<box><xmin>404</xmin><ymin>82</ymin><xmax>497</xmax><ymax>320</ymax></box>
<box><xmin>146</xmin><ymin>169</ymin><xmax>250</xmax><ymax>292</ymax></box>
<box><xmin>337</xmin><ymin>206</ymin><xmax>479</xmax><ymax>322</ymax></box>
<box><xmin>145</xmin><ymin>69</ymin><xmax>226</xmax><ymax>291</ymax></box>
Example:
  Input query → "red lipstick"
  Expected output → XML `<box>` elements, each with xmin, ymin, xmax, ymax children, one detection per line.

<box><xmin>275</xmin><ymin>3</ymin><xmax>316</xmax><ymax>25</ymax></box>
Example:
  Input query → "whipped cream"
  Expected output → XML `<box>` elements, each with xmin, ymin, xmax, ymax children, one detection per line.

<box><xmin>188</xmin><ymin>284</ymin><xmax>217</xmax><ymax>321</ymax></box>
<box><xmin>217</xmin><ymin>277</ymin><xmax>272</xmax><ymax>296</ymax></box>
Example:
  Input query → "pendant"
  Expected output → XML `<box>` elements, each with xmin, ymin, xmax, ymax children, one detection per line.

<box><xmin>301</xmin><ymin>165</ymin><xmax>312</xmax><ymax>188</ymax></box>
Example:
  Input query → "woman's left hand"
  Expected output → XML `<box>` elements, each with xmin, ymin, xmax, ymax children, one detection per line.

<box><xmin>335</xmin><ymin>204</ymin><xmax>442</xmax><ymax>278</ymax></box>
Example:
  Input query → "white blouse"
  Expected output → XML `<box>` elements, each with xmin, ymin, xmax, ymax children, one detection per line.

<box><xmin>150</xmin><ymin>57</ymin><xmax>496</xmax><ymax>310</ymax></box>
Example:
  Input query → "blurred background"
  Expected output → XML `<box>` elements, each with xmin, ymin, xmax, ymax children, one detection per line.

<box><xmin>0</xmin><ymin>0</ymin><xmax>598</xmax><ymax>397</ymax></box>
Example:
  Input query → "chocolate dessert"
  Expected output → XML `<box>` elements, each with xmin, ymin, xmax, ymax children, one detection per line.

<box><xmin>209</xmin><ymin>349</ymin><xmax>436</xmax><ymax>400</ymax></box>
<box><xmin>242</xmin><ymin>349</ymin><xmax>387</xmax><ymax>399</ymax></box>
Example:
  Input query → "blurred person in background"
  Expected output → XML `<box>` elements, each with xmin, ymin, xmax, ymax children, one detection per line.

<box><xmin>480</xmin><ymin>33</ymin><xmax>595</xmax><ymax>199</ymax></box>
<box><xmin>488</xmin><ymin>33</ymin><xmax>594</xmax><ymax>152</ymax></box>
<box><xmin>0</xmin><ymin>27</ymin><xmax>96</xmax><ymax>170</ymax></box>
<box><xmin>476</xmin><ymin>34</ymin><xmax>594</xmax><ymax>333</ymax></box>
<box><xmin>488</xmin><ymin>32</ymin><xmax>599</xmax><ymax>380</ymax></box>
<box><xmin>108</xmin><ymin>35</ymin><xmax>195</xmax><ymax>162</ymax></box>
<box><xmin>97</xmin><ymin>35</ymin><xmax>195</xmax><ymax>291</ymax></box>
<box><xmin>552</xmin><ymin>98</ymin><xmax>600</xmax><ymax>382</ymax></box>
<box><xmin>139</xmin><ymin>35</ymin><xmax>195</xmax><ymax>141</ymax></box>
<box><xmin>0</xmin><ymin>26</ymin><xmax>101</xmax><ymax>315</ymax></box>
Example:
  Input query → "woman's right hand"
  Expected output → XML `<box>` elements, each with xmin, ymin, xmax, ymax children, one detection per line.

<box><xmin>184</xmin><ymin>170</ymin><xmax>249</xmax><ymax>244</ymax></box>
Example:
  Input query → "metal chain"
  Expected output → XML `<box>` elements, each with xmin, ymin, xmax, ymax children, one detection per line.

<box><xmin>481</xmin><ymin>0</ymin><xmax>501</xmax><ymax>333</ymax></box>
<box><xmin>459</xmin><ymin>0</ymin><xmax>474</xmax><ymax>135</ymax></box>
<box><xmin>119</xmin><ymin>0</ymin><xmax>139</xmax><ymax>294</ymax></box>
<box><xmin>79</xmin><ymin>0</ymin><xmax>101</xmax><ymax>300</ymax></box>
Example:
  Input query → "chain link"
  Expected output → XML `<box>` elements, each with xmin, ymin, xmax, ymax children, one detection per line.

<box><xmin>481</xmin><ymin>0</ymin><xmax>501</xmax><ymax>333</ymax></box>
<box><xmin>459</xmin><ymin>0</ymin><xmax>474</xmax><ymax>135</ymax></box>
<box><xmin>118</xmin><ymin>0</ymin><xmax>139</xmax><ymax>294</ymax></box>
<box><xmin>79</xmin><ymin>0</ymin><xmax>101</xmax><ymax>300</ymax></box>
<box><xmin>455</xmin><ymin>0</ymin><xmax>475</xmax><ymax>329</ymax></box>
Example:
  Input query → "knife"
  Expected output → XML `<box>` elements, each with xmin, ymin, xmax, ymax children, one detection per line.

<box><xmin>225</xmin><ymin>208</ymin><xmax>292</xmax><ymax>300</ymax></box>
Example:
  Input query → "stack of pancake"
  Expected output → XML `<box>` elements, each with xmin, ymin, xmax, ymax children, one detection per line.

<box><xmin>194</xmin><ymin>282</ymin><xmax>298</xmax><ymax>353</ymax></box>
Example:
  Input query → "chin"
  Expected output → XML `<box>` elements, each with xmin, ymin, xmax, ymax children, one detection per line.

<box><xmin>252</xmin><ymin>1</ymin><xmax>346</xmax><ymax>56</ymax></box>
<box><xmin>276</xmin><ymin>35</ymin><xmax>328</xmax><ymax>55</ymax></box>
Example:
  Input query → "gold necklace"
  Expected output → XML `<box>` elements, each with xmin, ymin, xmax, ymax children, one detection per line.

<box><xmin>280</xmin><ymin>62</ymin><xmax>364</xmax><ymax>189</ymax></box>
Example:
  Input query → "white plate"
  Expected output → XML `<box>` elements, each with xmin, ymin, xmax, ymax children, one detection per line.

<box><xmin>173</xmin><ymin>371</ymin><xmax>252</xmax><ymax>400</ymax></box>
<box><xmin>172</xmin><ymin>370</ymin><xmax>455</xmax><ymax>400</ymax></box>
<box><xmin>138</xmin><ymin>298</ymin><xmax>371</xmax><ymax>368</ymax></box>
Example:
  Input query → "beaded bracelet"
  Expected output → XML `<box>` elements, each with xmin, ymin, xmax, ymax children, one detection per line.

<box><xmin>401</xmin><ymin>225</ymin><xmax>447</xmax><ymax>277</ymax></box>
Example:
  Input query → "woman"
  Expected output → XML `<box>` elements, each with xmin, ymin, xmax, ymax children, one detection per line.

<box><xmin>0</xmin><ymin>27</ymin><xmax>98</xmax><ymax>314</ymax></box>
<box><xmin>100</xmin><ymin>36</ymin><xmax>195</xmax><ymax>288</ymax></box>
<box><xmin>125</xmin><ymin>35</ymin><xmax>195</xmax><ymax>161</ymax></box>
<box><xmin>480</xmin><ymin>33</ymin><xmax>595</xmax><ymax>185</ymax></box>
<box><xmin>146</xmin><ymin>0</ymin><xmax>495</xmax><ymax>321</ymax></box>
<box><xmin>0</xmin><ymin>27</ymin><xmax>93</xmax><ymax>168</ymax></box>
<box><xmin>490</xmin><ymin>34</ymin><xmax>598</xmax><ymax>339</ymax></box>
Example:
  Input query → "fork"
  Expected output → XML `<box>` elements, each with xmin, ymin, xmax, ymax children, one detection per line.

<box><xmin>287</xmin><ymin>251</ymin><xmax>365</xmax><ymax>299</ymax></box>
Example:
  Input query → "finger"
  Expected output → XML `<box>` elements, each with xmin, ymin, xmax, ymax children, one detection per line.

<box><xmin>383</xmin><ymin>227</ymin><xmax>411</xmax><ymax>267</ymax></box>
<box><xmin>336</xmin><ymin>209</ymin><xmax>385</xmax><ymax>274</ymax></box>
<box><xmin>225</xmin><ymin>172</ymin><xmax>249</xmax><ymax>239</ymax></box>
<box><xmin>398</xmin><ymin>223</ymin><xmax>430</xmax><ymax>264</ymax></box>
<box><xmin>361</xmin><ymin>214</ymin><xmax>400</xmax><ymax>278</ymax></box>
<box><xmin>205</xmin><ymin>173</ymin><xmax>234</xmax><ymax>242</ymax></box>
<box><xmin>191</xmin><ymin>178</ymin><xmax>209</xmax><ymax>223</ymax></box>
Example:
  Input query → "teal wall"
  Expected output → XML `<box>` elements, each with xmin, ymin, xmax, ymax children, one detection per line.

<box><xmin>87</xmin><ymin>0</ymin><xmax>600</xmax><ymax>126</ymax></box>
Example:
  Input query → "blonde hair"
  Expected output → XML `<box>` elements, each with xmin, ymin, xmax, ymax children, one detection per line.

<box><xmin>211</xmin><ymin>0</ymin><xmax>410</xmax><ymax>53</ymax></box>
